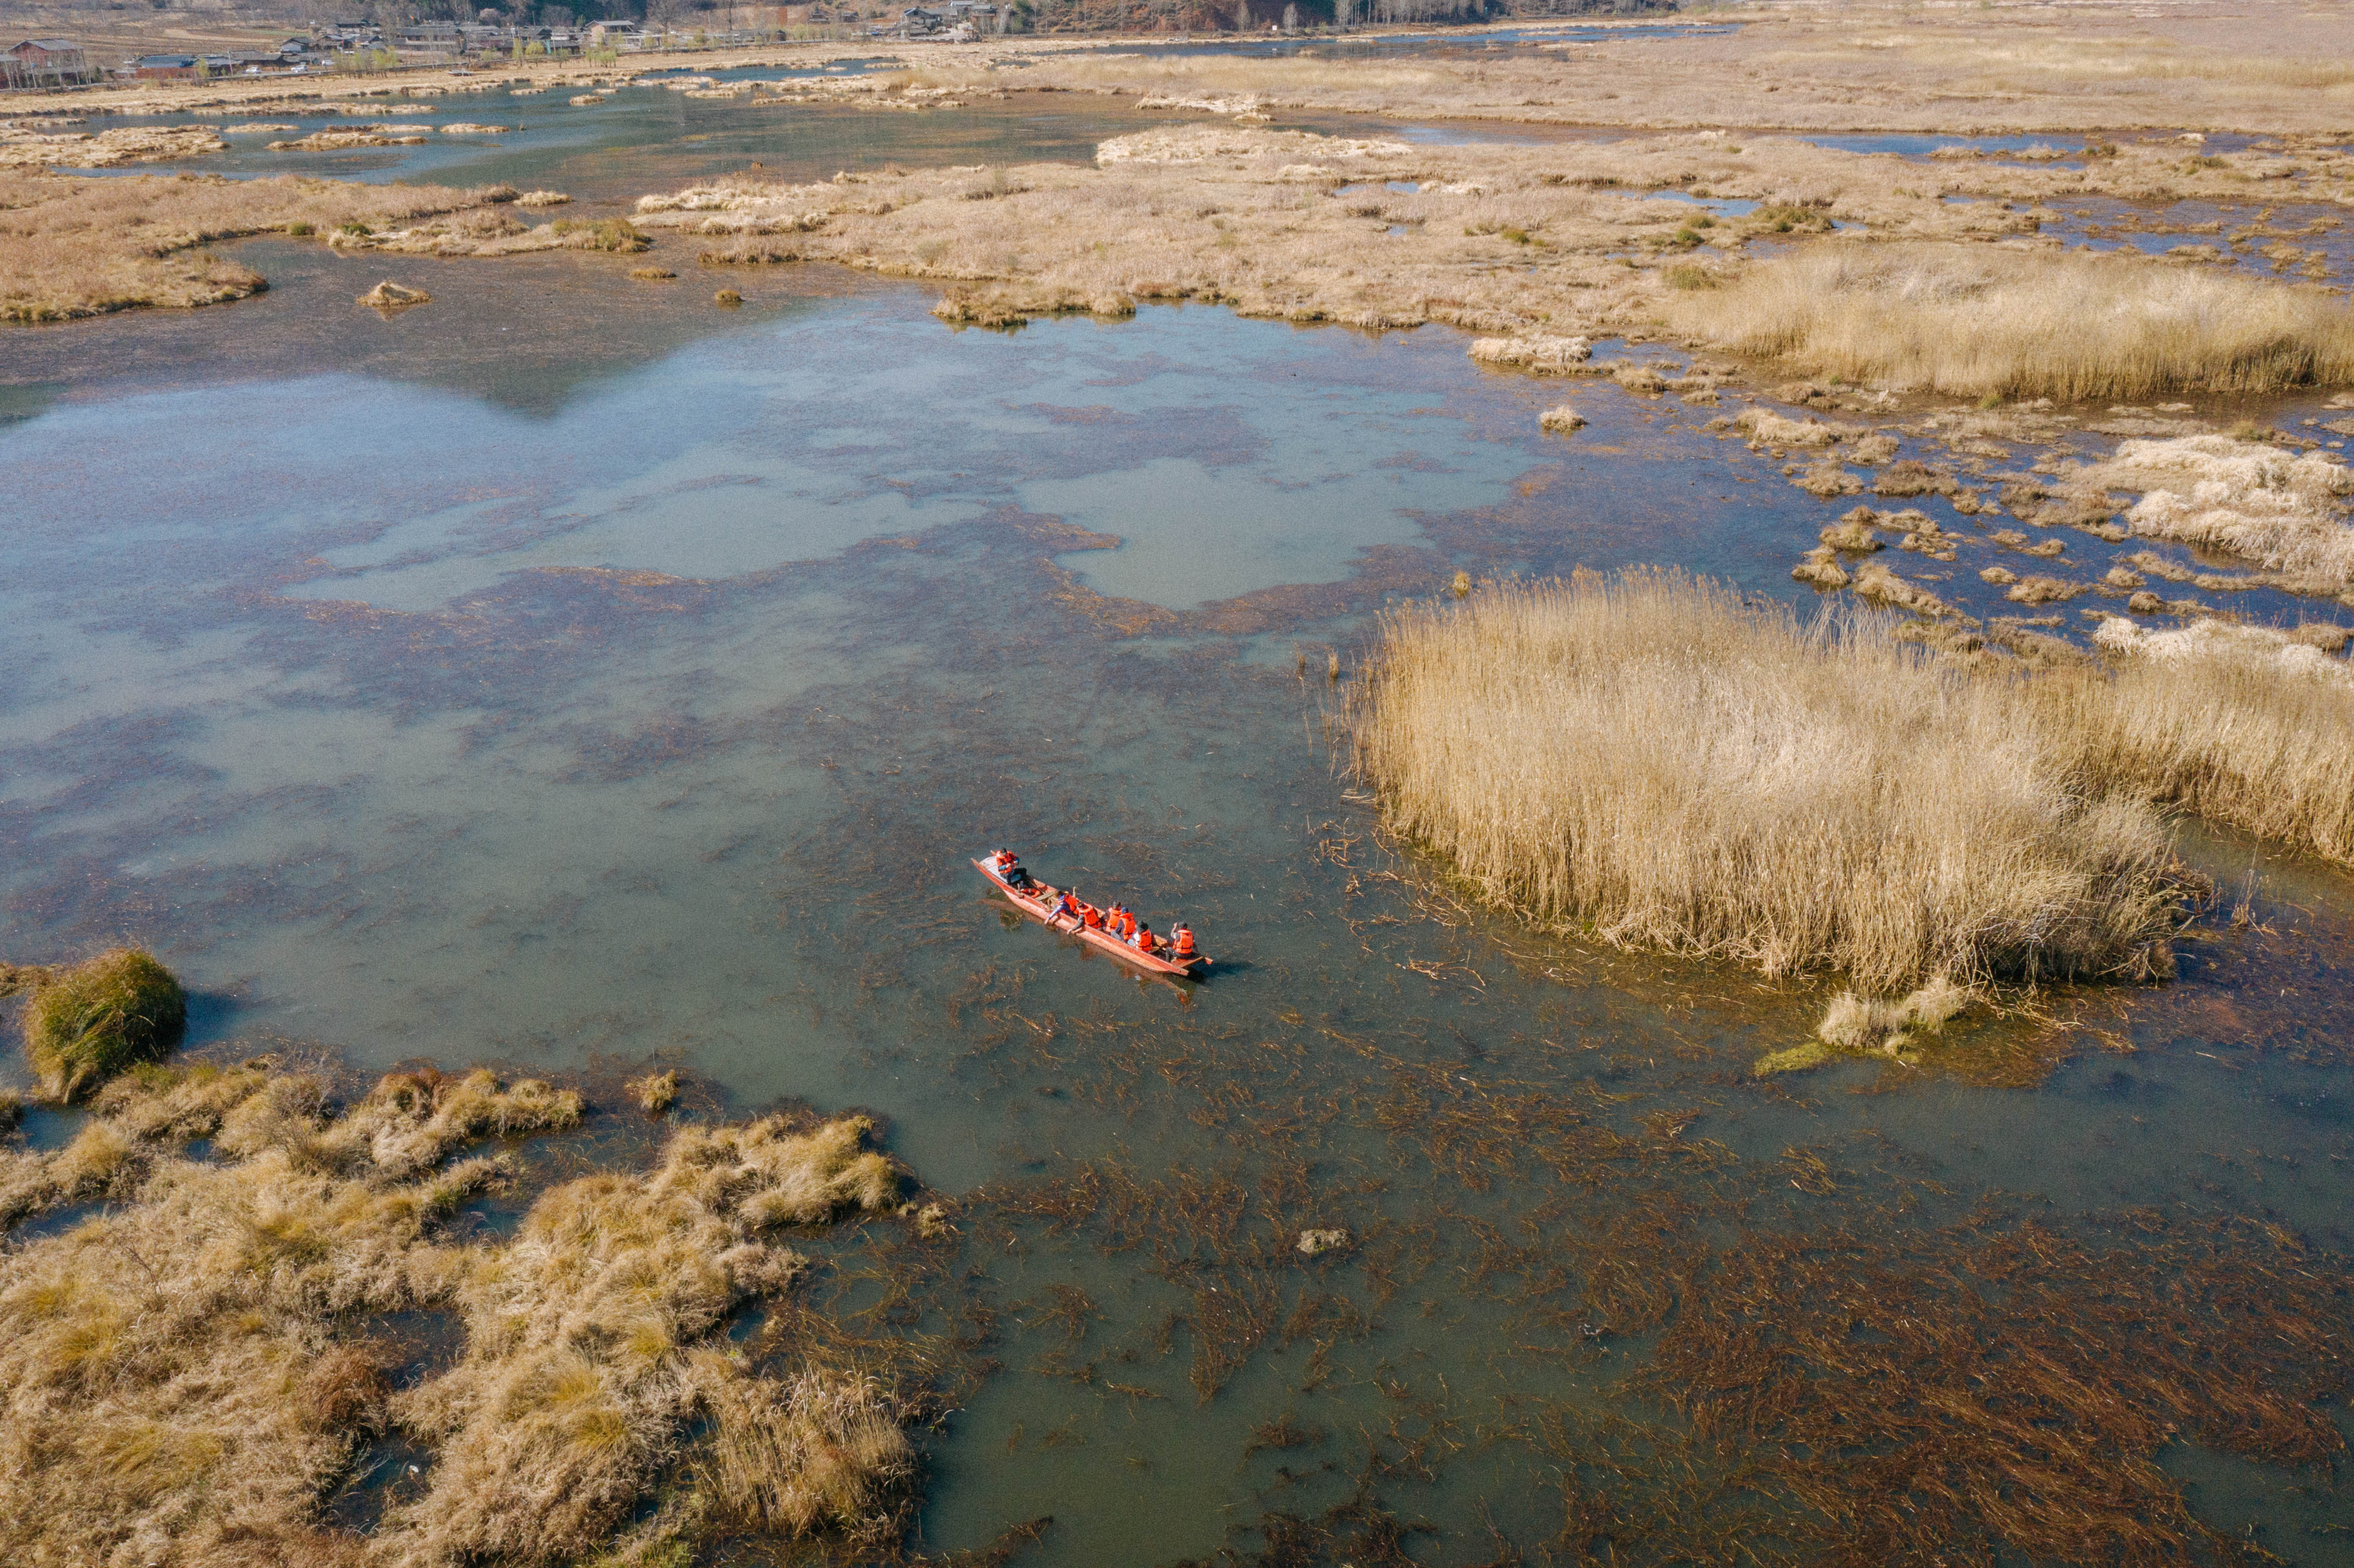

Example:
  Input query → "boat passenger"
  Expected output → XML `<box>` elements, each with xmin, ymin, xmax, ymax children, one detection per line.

<box><xmin>1082</xmin><ymin>902</ymin><xmax>1104</xmax><ymax>929</ymax></box>
<box><xmin>1133</xmin><ymin>922</ymin><xmax>1154</xmax><ymax>952</ymax></box>
<box><xmin>1119</xmin><ymin>909</ymin><xmax>1139</xmax><ymax>941</ymax></box>
<box><xmin>1003</xmin><ymin>854</ymin><xmax>1034</xmax><ymax>890</ymax></box>
<box><xmin>1172</xmin><ymin>924</ymin><xmax>1196</xmax><ymax>959</ymax></box>
<box><xmin>1051</xmin><ymin>890</ymin><xmax>1078</xmax><ymax>922</ymax></box>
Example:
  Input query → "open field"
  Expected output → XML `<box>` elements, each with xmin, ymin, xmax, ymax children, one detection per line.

<box><xmin>912</xmin><ymin>3</ymin><xmax>2354</xmax><ymax>137</ymax></box>
<box><xmin>13</xmin><ymin>0</ymin><xmax>2354</xmax><ymax>134</ymax></box>
<box><xmin>1</xmin><ymin>4</ymin><xmax>295</xmax><ymax>67</ymax></box>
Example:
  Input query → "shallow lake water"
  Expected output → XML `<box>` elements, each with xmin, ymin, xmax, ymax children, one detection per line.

<box><xmin>78</xmin><ymin>59</ymin><xmax>1631</xmax><ymax>202</ymax></box>
<box><xmin>9</xmin><ymin>102</ymin><xmax>2354</xmax><ymax>1568</ymax></box>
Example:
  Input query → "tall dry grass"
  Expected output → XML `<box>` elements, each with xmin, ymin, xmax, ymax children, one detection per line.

<box><xmin>2045</xmin><ymin>616</ymin><xmax>2354</xmax><ymax>867</ymax></box>
<box><xmin>1666</xmin><ymin>243</ymin><xmax>2354</xmax><ymax>401</ymax></box>
<box><xmin>1351</xmin><ymin>570</ymin><xmax>2188</xmax><ymax>991</ymax></box>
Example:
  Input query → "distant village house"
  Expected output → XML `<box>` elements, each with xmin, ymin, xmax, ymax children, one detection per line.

<box><xmin>3</xmin><ymin>38</ymin><xmax>100</xmax><ymax>90</ymax></box>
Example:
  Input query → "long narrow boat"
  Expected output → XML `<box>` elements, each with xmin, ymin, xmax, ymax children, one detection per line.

<box><xmin>973</xmin><ymin>857</ymin><xmax>1211</xmax><ymax>980</ymax></box>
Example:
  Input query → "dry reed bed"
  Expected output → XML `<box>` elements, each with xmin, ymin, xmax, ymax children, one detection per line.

<box><xmin>1356</xmin><ymin>571</ymin><xmax>2354</xmax><ymax>996</ymax></box>
<box><xmin>626</xmin><ymin>123</ymin><xmax>2343</xmax><ymax>357</ymax></box>
<box><xmin>626</xmin><ymin>124</ymin><xmax>2354</xmax><ymax>398</ymax></box>
<box><xmin>0</xmin><ymin>1060</ymin><xmax>923</xmax><ymax>1565</ymax></box>
<box><xmin>0</xmin><ymin>124</ymin><xmax>226</xmax><ymax>171</ymax></box>
<box><xmin>0</xmin><ymin>174</ymin><xmax>661</xmax><ymax>322</ymax></box>
<box><xmin>1667</xmin><ymin>243</ymin><xmax>2354</xmax><ymax>401</ymax></box>
<box><xmin>0</xmin><ymin>171</ymin><xmax>535</xmax><ymax>322</ymax></box>
<box><xmin>1350</xmin><ymin>568</ymin><xmax>2191</xmax><ymax>992</ymax></box>
<box><xmin>13</xmin><ymin>105</ymin><xmax>2348</xmax><ymax>346</ymax></box>
<box><xmin>2052</xmin><ymin>615</ymin><xmax>2354</xmax><ymax>868</ymax></box>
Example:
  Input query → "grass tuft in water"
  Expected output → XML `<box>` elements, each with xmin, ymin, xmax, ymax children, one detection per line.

<box><xmin>18</xmin><ymin>947</ymin><xmax>185</xmax><ymax>1103</ymax></box>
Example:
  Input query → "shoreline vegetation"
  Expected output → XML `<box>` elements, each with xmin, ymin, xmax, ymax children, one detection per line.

<box><xmin>0</xmin><ymin>949</ymin><xmax>939</xmax><ymax>1566</ymax></box>
<box><xmin>1351</xmin><ymin>570</ymin><xmax>2354</xmax><ymax>1021</ymax></box>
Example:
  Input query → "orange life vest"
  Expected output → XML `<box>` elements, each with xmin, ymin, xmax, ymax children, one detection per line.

<box><xmin>1173</xmin><ymin>928</ymin><xmax>1195</xmax><ymax>956</ymax></box>
<box><xmin>1082</xmin><ymin>904</ymin><xmax>1103</xmax><ymax>928</ymax></box>
<box><xmin>1135</xmin><ymin>926</ymin><xmax>1153</xmax><ymax>950</ymax></box>
<box><xmin>1121</xmin><ymin>912</ymin><xmax>1138</xmax><ymax>939</ymax></box>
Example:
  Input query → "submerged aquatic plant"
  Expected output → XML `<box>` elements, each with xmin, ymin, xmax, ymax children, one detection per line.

<box><xmin>18</xmin><ymin>946</ymin><xmax>185</xmax><ymax>1102</ymax></box>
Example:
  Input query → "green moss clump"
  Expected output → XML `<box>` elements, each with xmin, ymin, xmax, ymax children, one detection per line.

<box><xmin>1752</xmin><ymin>1042</ymin><xmax>1833</xmax><ymax>1076</ymax></box>
<box><xmin>21</xmin><ymin>947</ymin><xmax>187</xmax><ymax>1102</ymax></box>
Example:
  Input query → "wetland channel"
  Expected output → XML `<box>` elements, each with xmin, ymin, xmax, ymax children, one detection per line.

<box><xmin>6</xmin><ymin>58</ymin><xmax>2354</xmax><ymax>1567</ymax></box>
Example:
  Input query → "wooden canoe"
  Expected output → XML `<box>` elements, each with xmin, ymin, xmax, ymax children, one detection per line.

<box><xmin>973</xmin><ymin>858</ymin><xmax>1210</xmax><ymax>980</ymax></box>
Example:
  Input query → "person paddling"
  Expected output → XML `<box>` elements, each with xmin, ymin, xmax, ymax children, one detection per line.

<box><xmin>1050</xmin><ymin>889</ymin><xmax>1078</xmax><ymax>924</ymax></box>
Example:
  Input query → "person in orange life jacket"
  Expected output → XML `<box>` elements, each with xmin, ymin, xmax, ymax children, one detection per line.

<box><xmin>1082</xmin><ymin>901</ymin><xmax>1105</xmax><ymax>929</ymax></box>
<box><xmin>1132</xmin><ymin>921</ymin><xmax>1154</xmax><ymax>952</ymax></box>
<box><xmin>1050</xmin><ymin>890</ymin><xmax>1078</xmax><ymax>922</ymax></box>
<box><xmin>1120</xmin><ymin>908</ymin><xmax>1139</xmax><ymax>941</ymax></box>
<box><xmin>1105</xmin><ymin>903</ymin><xmax>1127</xmax><ymax>937</ymax></box>
<box><xmin>1171</xmin><ymin>924</ymin><xmax>1196</xmax><ymax>959</ymax></box>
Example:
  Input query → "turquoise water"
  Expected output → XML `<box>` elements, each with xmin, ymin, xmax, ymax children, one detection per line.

<box><xmin>6</xmin><ymin>189</ymin><xmax>2354</xmax><ymax>1562</ymax></box>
